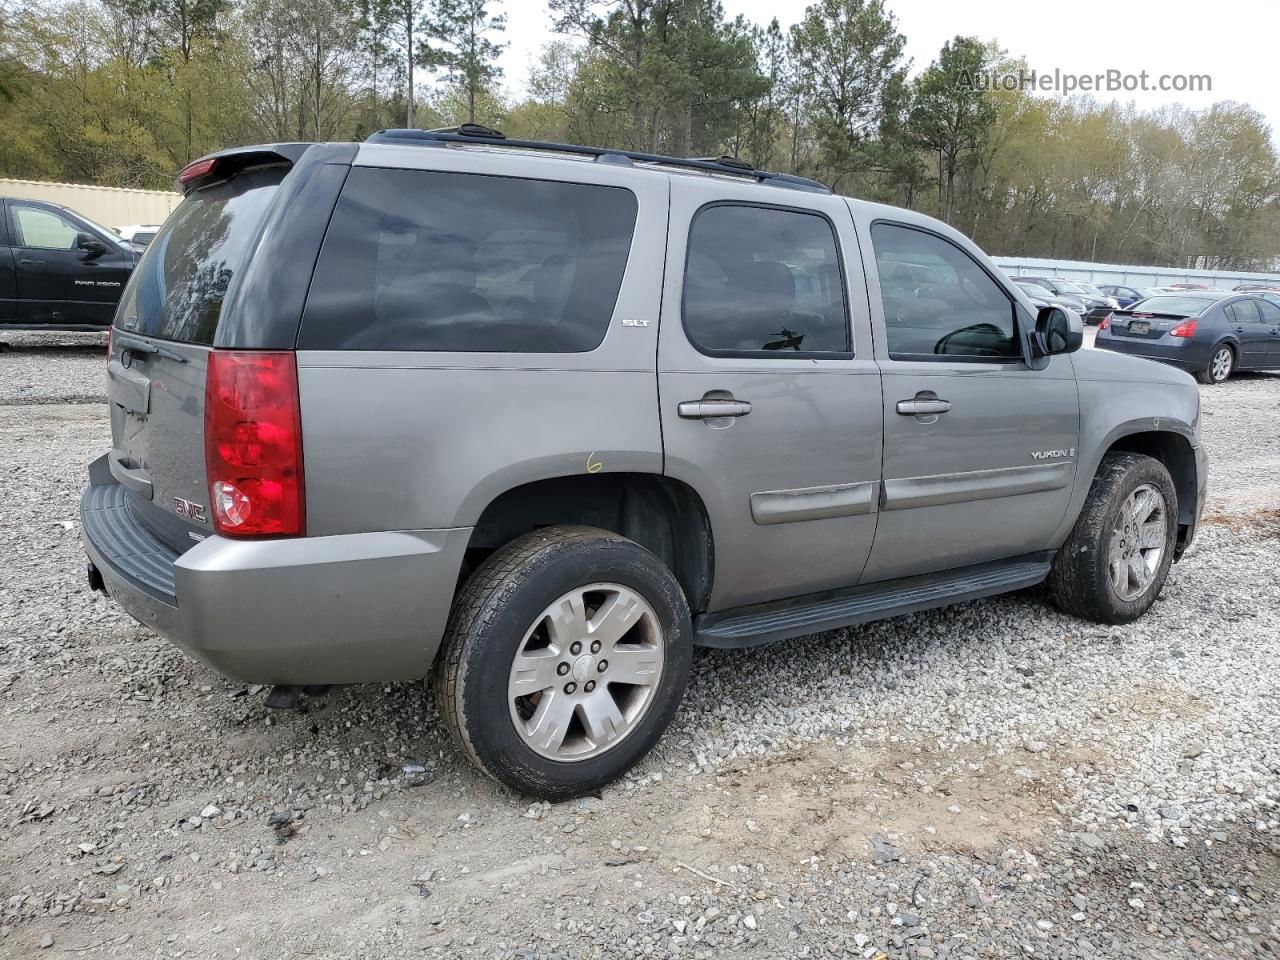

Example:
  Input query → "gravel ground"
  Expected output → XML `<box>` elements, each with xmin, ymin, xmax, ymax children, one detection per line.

<box><xmin>1</xmin><ymin>336</ymin><xmax>1279</xmax><ymax>959</ymax></box>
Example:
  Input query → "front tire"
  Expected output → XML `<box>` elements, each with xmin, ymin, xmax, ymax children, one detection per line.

<box><xmin>1197</xmin><ymin>344</ymin><xmax>1234</xmax><ymax>384</ymax></box>
<box><xmin>435</xmin><ymin>525</ymin><xmax>692</xmax><ymax>800</ymax></box>
<box><xmin>1048</xmin><ymin>453</ymin><xmax>1178</xmax><ymax>624</ymax></box>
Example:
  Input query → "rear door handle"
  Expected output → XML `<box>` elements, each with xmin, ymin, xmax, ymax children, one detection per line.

<box><xmin>678</xmin><ymin>399</ymin><xmax>752</xmax><ymax>419</ymax></box>
<box><xmin>1235</xmin><ymin>326</ymin><xmax>1246</xmax><ymax>333</ymax></box>
<box><xmin>17</xmin><ymin>258</ymin><xmax>45</xmax><ymax>266</ymax></box>
<box><xmin>896</xmin><ymin>397</ymin><xmax>952</xmax><ymax>416</ymax></box>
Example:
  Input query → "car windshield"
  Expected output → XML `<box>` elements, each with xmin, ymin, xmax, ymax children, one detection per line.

<box><xmin>1127</xmin><ymin>296</ymin><xmax>1215</xmax><ymax>316</ymax></box>
<box><xmin>1016</xmin><ymin>281</ymin><xmax>1052</xmax><ymax>297</ymax></box>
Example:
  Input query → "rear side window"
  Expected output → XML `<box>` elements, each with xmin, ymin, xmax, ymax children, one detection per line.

<box><xmin>116</xmin><ymin>166</ymin><xmax>285</xmax><ymax>344</ymax></box>
<box><xmin>299</xmin><ymin>168</ymin><xmax>638</xmax><ymax>352</ymax></box>
<box><xmin>871</xmin><ymin>223</ymin><xmax>1019</xmax><ymax>361</ymax></box>
<box><xmin>682</xmin><ymin>204</ymin><xmax>848</xmax><ymax>355</ymax></box>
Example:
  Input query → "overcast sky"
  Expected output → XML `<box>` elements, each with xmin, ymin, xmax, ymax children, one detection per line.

<box><xmin>494</xmin><ymin>0</ymin><xmax>1275</xmax><ymax>135</ymax></box>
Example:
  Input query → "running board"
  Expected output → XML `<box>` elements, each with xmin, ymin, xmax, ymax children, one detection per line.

<box><xmin>694</xmin><ymin>552</ymin><xmax>1054</xmax><ymax>649</ymax></box>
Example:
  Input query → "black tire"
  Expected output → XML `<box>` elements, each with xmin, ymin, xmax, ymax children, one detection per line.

<box><xmin>1048</xmin><ymin>452</ymin><xmax>1178</xmax><ymax>624</ymax></box>
<box><xmin>1196</xmin><ymin>344</ymin><xmax>1234</xmax><ymax>384</ymax></box>
<box><xmin>434</xmin><ymin>525</ymin><xmax>692</xmax><ymax>800</ymax></box>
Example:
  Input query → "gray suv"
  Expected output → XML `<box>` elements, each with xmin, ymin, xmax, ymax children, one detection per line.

<box><xmin>81</xmin><ymin>127</ymin><xmax>1208</xmax><ymax>799</ymax></box>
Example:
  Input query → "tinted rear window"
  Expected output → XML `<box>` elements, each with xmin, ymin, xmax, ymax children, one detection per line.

<box><xmin>1127</xmin><ymin>296</ymin><xmax>1216</xmax><ymax>316</ymax></box>
<box><xmin>298</xmin><ymin>168</ymin><xmax>638</xmax><ymax>352</ymax></box>
<box><xmin>115</xmin><ymin>166</ymin><xmax>285</xmax><ymax>344</ymax></box>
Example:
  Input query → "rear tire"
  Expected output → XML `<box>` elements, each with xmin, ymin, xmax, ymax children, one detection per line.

<box><xmin>1196</xmin><ymin>344</ymin><xmax>1234</xmax><ymax>384</ymax></box>
<box><xmin>1048</xmin><ymin>453</ymin><xmax>1178</xmax><ymax>624</ymax></box>
<box><xmin>435</xmin><ymin>525</ymin><xmax>692</xmax><ymax>800</ymax></box>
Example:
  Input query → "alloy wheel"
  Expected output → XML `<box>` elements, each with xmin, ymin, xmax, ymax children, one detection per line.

<box><xmin>507</xmin><ymin>583</ymin><xmax>664</xmax><ymax>761</ymax></box>
<box><xmin>1107</xmin><ymin>484</ymin><xmax>1167</xmax><ymax>601</ymax></box>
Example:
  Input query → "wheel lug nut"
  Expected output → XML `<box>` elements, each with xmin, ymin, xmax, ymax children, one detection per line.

<box><xmin>597</xmin><ymin>659</ymin><xmax>608</xmax><ymax>672</ymax></box>
<box><xmin>570</xmin><ymin>642</ymin><xmax>582</xmax><ymax>655</ymax></box>
<box><xmin>564</xmin><ymin>682</ymin><xmax>577</xmax><ymax>695</ymax></box>
<box><xmin>557</xmin><ymin>662</ymin><xmax>569</xmax><ymax>676</ymax></box>
<box><xmin>584</xmin><ymin>680</ymin><xmax>595</xmax><ymax>692</ymax></box>
<box><xmin>590</xmin><ymin>640</ymin><xmax>601</xmax><ymax>653</ymax></box>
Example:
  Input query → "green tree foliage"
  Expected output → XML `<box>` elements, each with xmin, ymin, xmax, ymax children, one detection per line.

<box><xmin>419</xmin><ymin>0</ymin><xmax>505</xmax><ymax>124</ymax></box>
<box><xmin>788</xmin><ymin>0</ymin><xmax>906</xmax><ymax>194</ymax></box>
<box><xmin>1</xmin><ymin>0</ymin><xmax>1277</xmax><ymax>269</ymax></box>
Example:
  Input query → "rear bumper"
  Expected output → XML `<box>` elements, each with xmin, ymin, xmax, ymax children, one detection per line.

<box><xmin>81</xmin><ymin>461</ymin><xmax>471</xmax><ymax>684</ymax></box>
<box><xmin>1094</xmin><ymin>337</ymin><xmax>1206</xmax><ymax>371</ymax></box>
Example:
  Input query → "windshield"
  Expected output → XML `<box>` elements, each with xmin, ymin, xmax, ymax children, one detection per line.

<box><xmin>1127</xmin><ymin>296</ymin><xmax>1215</xmax><ymax>316</ymax></box>
<box><xmin>1053</xmin><ymin>280</ymin><xmax>1088</xmax><ymax>295</ymax></box>
<box><xmin>1016</xmin><ymin>281</ymin><xmax>1052</xmax><ymax>297</ymax></box>
<box><xmin>114</xmin><ymin>166</ymin><xmax>285</xmax><ymax>343</ymax></box>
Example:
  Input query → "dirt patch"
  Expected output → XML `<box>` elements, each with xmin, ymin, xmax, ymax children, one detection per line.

<box><xmin>1201</xmin><ymin>506</ymin><xmax>1280</xmax><ymax>533</ymax></box>
<box><xmin>665</xmin><ymin>740</ymin><xmax>1100</xmax><ymax>868</ymax></box>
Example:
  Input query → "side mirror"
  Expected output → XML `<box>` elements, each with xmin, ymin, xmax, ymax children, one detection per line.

<box><xmin>1033</xmin><ymin>306</ymin><xmax>1083</xmax><ymax>356</ymax></box>
<box><xmin>77</xmin><ymin>233</ymin><xmax>107</xmax><ymax>258</ymax></box>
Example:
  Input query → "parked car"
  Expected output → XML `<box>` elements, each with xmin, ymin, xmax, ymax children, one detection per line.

<box><xmin>1096</xmin><ymin>291</ymin><xmax>1280</xmax><ymax>383</ymax></box>
<box><xmin>80</xmin><ymin>128</ymin><xmax>1207</xmax><ymax>800</ymax></box>
<box><xmin>116</xmin><ymin>224</ymin><xmax>162</xmax><ymax>251</ymax></box>
<box><xmin>1015</xmin><ymin>276</ymin><xmax>1114</xmax><ymax>324</ymax></box>
<box><xmin>1012</xmin><ymin>279</ymin><xmax>1085</xmax><ymax>321</ymax></box>
<box><xmin>1098</xmin><ymin>284</ymin><xmax>1157</xmax><ymax>308</ymax></box>
<box><xmin>1232</xmin><ymin>282</ymin><xmax>1280</xmax><ymax>293</ymax></box>
<box><xmin>0</xmin><ymin>197</ymin><xmax>138</xmax><ymax>328</ymax></box>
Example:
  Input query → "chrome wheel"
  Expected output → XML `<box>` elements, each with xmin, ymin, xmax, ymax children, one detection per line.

<box><xmin>1210</xmin><ymin>347</ymin><xmax>1233</xmax><ymax>382</ymax></box>
<box><xmin>508</xmin><ymin>583</ymin><xmax>664</xmax><ymax>762</ymax></box>
<box><xmin>1108</xmin><ymin>484</ymin><xmax>1167</xmax><ymax>601</ymax></box>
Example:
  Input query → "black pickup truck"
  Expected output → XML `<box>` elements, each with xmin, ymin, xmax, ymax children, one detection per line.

<box><xmin>0</xmin><ymin>196</ymin><xmax>138</xmax><ymax>329</ymax></box>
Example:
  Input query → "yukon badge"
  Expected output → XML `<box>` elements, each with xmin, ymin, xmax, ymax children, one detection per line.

<box><xmin>173</xmin><ymin>497</ymin><xmax>207</xmax><ymax>523</ymax></box>
<box><xmin>1031</xmin><ymin>448</ymin><xmax>1075</xmax><ymax>460</ymax></box>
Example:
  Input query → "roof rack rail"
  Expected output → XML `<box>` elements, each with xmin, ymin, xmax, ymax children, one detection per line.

<box><xmin>364</xmin><ymin>126</ymin><xmax>831</xmax><ymax>194</ymax></box>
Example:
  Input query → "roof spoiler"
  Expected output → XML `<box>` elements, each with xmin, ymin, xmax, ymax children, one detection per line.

<box><xmin>176</xmin><ymin>143</ymin><xmax>314</xmax><ymax>194</ymax></box>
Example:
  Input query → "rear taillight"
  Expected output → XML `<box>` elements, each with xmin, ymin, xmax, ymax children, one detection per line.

<box><xmin>1099</xmin><ymin>313</ymin><xmax>1112</xmax><ymax>330</ymax></box>
<box><xmin>1170</xmin><ymin>320</ymin><xmax>1198</xmax><ymax>338</ymax></box>
<box><xmin>204</xmin><ymin>351</ymin><xmax>304</xmax><ymax>537</ymax></box>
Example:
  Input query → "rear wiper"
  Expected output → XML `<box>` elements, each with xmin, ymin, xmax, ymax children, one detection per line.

<box><xmin>115</xmin><ymin>331</ymin><xmax>188</xmax><ymax>364</ymax></box>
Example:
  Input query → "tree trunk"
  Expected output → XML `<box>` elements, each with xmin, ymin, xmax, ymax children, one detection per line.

<box><xmin>406</xmin><ymin>6</ymin><xmax>415</xmax><ymax>127</ymax></box>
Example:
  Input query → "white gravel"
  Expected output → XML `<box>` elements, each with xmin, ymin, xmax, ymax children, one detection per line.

<box><xmin>1</xmin><ymin>343</ymin><xmax>1278</xmax><ymax>960</ymax></box>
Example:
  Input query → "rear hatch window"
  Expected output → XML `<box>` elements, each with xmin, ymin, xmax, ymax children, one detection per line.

<box><xmin>116</xmin><ymin>165</ymin><xmax>286</xmax><ymax>343</ymax></box>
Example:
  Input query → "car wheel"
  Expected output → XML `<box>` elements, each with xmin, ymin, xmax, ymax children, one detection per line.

<box><xmin>435</xmin><ymin>525</ymin><xmax>692</xmax><ymax>800</ymax></box>
<box><xmin>1048</xmin><ymin>452</ymin><xmax>1178</xmax><ymax>625</ymax></box>
<box><xmin>1197</xmin><ymin>345</ymin><xmax>1234</xmax><ymax>384</ymax></box>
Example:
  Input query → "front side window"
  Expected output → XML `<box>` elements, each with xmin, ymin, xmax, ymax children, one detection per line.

<box><xmin>300</xmin><ymin>168</ymin><xmax>638</xmax><ymax>353</ymax></box>
<box><xmin>682</xmin><ymin>204</ymin><xmax>849</xmax><ymax>355</ymax></box>
<box><xmin>871</xmin><ymin>223</ymin><xmax>1020</xmax><ymax>361</ymax></box>
<box><xmin>13</xmin><ymin>206</ymin><xmax>80</xmax><ymax>250</ymax></box>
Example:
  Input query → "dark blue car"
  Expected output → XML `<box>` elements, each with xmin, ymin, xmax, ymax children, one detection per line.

<box><xmin>1095</xmin><ymin>291</ymin><xmax>1280</xmax><ymax>383</ymax></box>
<box><xmin>1098</xmin><ymin>284</ymin><xmax>1157</xmax><ymax>308</ymax></box>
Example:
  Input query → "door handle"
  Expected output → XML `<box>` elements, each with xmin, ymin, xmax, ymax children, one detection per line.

<box><xmin>18</xmin><ymin>258</ymin><xmax>45</xmax><ymax>266</ymax></box>
<box><xmin>1234</xmin><ymin>326</ymin><xmax>1246</xmax><ymax>333</ymax></box>
<box><xmin>678</xmin><ymin>399</ymin><xmax>752</xmax><ymax>419</ymax></box>
<box><xmin>896</xmin><ymin>396</ymin><xmax>952</xmax><ymax>416</ymax></box>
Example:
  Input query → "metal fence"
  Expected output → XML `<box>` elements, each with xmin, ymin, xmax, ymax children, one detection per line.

<box><xmin>992</xmin><ymin>256</ymin><xmax>1280</xmax><ymax>290</ymax></box>
<box><xmin>0</xmin><ymin>178</ymin><xmax>180</xmax><ymax>231</ymax></box>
